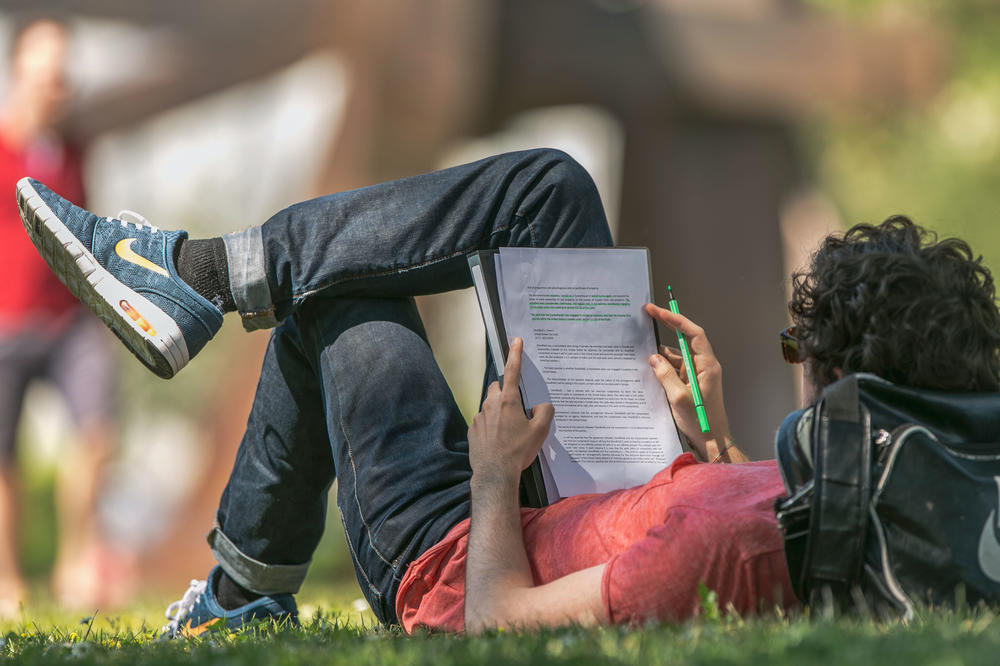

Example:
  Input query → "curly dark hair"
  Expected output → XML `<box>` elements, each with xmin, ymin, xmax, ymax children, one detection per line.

<box><xmin>789</xmin><ymin>215</ymin><xmax>1000</xmax><ymax>392</ymax></box>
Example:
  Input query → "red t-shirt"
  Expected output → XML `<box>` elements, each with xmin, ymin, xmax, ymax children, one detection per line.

<box><xmin>396</xmin><ymin>454</ymin><xmax>796</xmax><ymax>632</ymax></box>
<box><xmin>0</xmin><ymin>133</ymin><xmax>85</xmax><ymax>331</ymax></box>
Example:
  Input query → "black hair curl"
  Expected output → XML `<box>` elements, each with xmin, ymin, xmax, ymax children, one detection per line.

<box><xmin>789</xmin><ymin>215</ymin><xmax>1000</xmax><ymax>392</ymax></box>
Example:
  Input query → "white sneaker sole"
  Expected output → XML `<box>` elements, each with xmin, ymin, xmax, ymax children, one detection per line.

<box><xmin>16</xmin><ymin>178</ymin><xmax>189</xmax><ymax>379</ymax></box>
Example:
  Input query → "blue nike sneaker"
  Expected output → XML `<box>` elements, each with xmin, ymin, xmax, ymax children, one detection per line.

<box><xmin>162</xmin><ymin>567</ymin><xmax>298</xmax><ymax>638</ymax></box>
<box><xmin>16</xmin><ymin>177</ymin><xmax>223</xmax><ymax>378</ymax></box>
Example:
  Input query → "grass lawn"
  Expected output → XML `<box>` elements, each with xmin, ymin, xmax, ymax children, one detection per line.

<box><xmin>1</xmin><ymin>585</ymin><xmax>998</xmax><ymax>665</ymax></box>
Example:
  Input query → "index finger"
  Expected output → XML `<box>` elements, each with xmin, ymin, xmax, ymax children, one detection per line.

<box><xmin>503</xmin><ymin>337</ymin><xmax>524</xmax><ymax>392</ymax></box>
<box><xmin>644</xmin><ymin>303</ymin><xmax>716</xmax><ymax>357</ymax></box>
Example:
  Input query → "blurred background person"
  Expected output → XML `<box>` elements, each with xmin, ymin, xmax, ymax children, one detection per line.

<box><xmin>0</xmin><ymin>16</ymin><xmax>126</xmax><ymax>612</ymax></box>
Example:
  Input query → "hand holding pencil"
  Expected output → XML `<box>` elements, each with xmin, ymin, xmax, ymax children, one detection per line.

<box><xmin>644</xmin><ymin>299</ymin><xmax>739</xmax><ymax>463</ymax></box>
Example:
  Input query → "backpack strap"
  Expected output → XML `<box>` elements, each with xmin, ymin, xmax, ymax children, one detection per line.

<box><xmin>804</xmin><ymin>375</ymin><xmax>872</xmax><ymax>599</ymax></box>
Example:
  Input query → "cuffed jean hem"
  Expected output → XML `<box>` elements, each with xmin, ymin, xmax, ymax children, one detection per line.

<box><xmin>207</xmin><ymin>524</ymin><xmax>309</xmax><ymax>595</ymax></box>
<box><xmin>222</xmin><ymin>227</ymin><xmax>280</xmax><ymax>331</ymax></box>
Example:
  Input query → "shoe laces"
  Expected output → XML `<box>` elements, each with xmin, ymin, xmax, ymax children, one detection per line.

<box><xmin>162</xmin><ymin>578</ymin><xmax>207</xmax><ymax>636</ymax></box>
<box><xmin>111</xmin><ymin>209</ymin><xmax>159</xmax><ymax>234</ymax></box>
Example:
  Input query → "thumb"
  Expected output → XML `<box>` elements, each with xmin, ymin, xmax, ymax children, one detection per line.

<box><xmin>530</xmin><ymin>402</ymin><xmax>555</xmax><ymax>432</ymax></box>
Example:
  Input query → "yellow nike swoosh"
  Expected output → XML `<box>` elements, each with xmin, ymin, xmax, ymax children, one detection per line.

<box><xmin>115</xmin><ymin>238</ymin><xmax>169</xmax><ymax>277</ymax></box>
<box><xmin>183</xmin><ymin>617</ymin><xmax>220</xmax><ymax>637</ymax></box>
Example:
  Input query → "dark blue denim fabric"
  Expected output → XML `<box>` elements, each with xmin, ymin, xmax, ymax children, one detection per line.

<box><xmin>213</xmin><ymin>149</ymin><xmax>614</xmax><ymax>625</ymax></box>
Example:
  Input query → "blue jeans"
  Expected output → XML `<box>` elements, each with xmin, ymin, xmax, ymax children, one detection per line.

<box><xmin>210</xmin><ymin>149</ymin><xmax>613</xmax><ymax>625</ymax></box>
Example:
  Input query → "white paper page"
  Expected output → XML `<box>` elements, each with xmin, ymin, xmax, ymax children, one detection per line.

<box><xmin>497</xmin><ymin>247</ymin><xmax>683</xmax><ymax>497</ymax></box>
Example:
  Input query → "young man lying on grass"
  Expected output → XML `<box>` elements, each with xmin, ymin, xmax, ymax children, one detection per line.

<box><xmin>16</xmin><ymin>149</ymin><xmax>1000</xmax><ymax>634</ymax></box>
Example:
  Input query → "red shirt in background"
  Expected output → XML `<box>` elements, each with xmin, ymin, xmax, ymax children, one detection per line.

<box><xmin>396</xmin><ymin>454</ymin><xmax>796</xmax><ymax>632</ymax></box>
<box><xmin>0</xmin><ymin>133</ymin><xmax>85</xmax><ymax>332</ymax></box>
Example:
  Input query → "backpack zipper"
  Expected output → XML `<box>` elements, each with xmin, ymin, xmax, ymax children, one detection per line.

<box><xmin>869</xmin><ymin>424</ymin><xmax>934</xmax><ymax>619</ymax></box>
<box><xmin>874</xmin><ymin>428</ymin><xmax>892</xmax><ymax>466</ymax></box>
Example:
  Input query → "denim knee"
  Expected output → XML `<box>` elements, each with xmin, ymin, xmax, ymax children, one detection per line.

<box><xmin>518</xmin><ymin>148</ymin><xmax>612</xmax><ymax>248</ymax></box>
<box><xmin>530</xmin><ymin>148</ymin><xmax>601</xmax><ymax>200</ymax></box>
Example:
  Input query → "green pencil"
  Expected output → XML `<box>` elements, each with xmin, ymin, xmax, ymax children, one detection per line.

<box><xmin>667</xmin><ymin>285</ymin><xmax>710</xmax><ymax>433</ymax></box>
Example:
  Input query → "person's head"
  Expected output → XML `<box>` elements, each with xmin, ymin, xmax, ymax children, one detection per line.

<box><xmin>786</xmin><ymin>215</ymin><xmax>1000</xmax><ymax>404</ymax></box>
<box><xmin>5</xmin><ymin>16</ymin><xmax>70</xmax><ymax>129</ymax></box>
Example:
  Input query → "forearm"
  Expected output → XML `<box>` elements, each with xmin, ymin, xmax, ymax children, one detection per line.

<box><xmin>464</xmin><ymin>471</ymin><xmax>608</xmax><ymax>633</ymax></box>
<box><xmin>465</xmin><ymin>340</ymin><xmax>605</xmax><ymax>631</ymax></box>
<box><xmin>464</xmin><ymin>471</ymin><xmax>534</xmax><ymax>631</ymax></box>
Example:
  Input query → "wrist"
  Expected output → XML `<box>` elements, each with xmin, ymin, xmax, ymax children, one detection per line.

<box><xmin>710</xmin><ymin>440</ymin><xmax>738</xmax><ymax>463</ymax></box>
<box><xmin>470</xmin><ymin>468</ymin><xmax>521</xmax><ymax>492</ymax></box>
<box><xmin>701</xmin><ymin>435</ymin><xmax>735</xmax><ymax>462</ymax></box>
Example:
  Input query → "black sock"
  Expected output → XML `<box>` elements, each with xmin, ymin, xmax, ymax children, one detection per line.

<box><xmin>174</xmin><ymin>237</ymin><xmax>236</xmax><ymax>313</ymax></box>
<box><xmin>215</xmin><ymin>570</ymin><xmax>263</xmax><ymax>610</ymax></box>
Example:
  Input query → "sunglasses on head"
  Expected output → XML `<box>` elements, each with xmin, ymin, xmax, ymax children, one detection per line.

<box><xmin>780</xmin><ymin>326</ymin><xmax>803</xmax><ymax>364</ymax></box>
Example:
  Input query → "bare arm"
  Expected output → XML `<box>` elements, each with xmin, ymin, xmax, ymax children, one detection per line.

<box><xmin>464</xmin><ymin>339</ymin><xmax>608</xmax><ymax>633</ymax></box>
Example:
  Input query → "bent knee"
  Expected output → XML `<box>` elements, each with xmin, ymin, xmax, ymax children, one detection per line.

<box><xmin>328</xmin><ymin>317</ymin><xmax>430</xmax><ymax>382</ymax></box>
<box><xmin>528</xmin><ymin>148</ymin><xmax>596</xmax><ymax>192</ymax></box>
